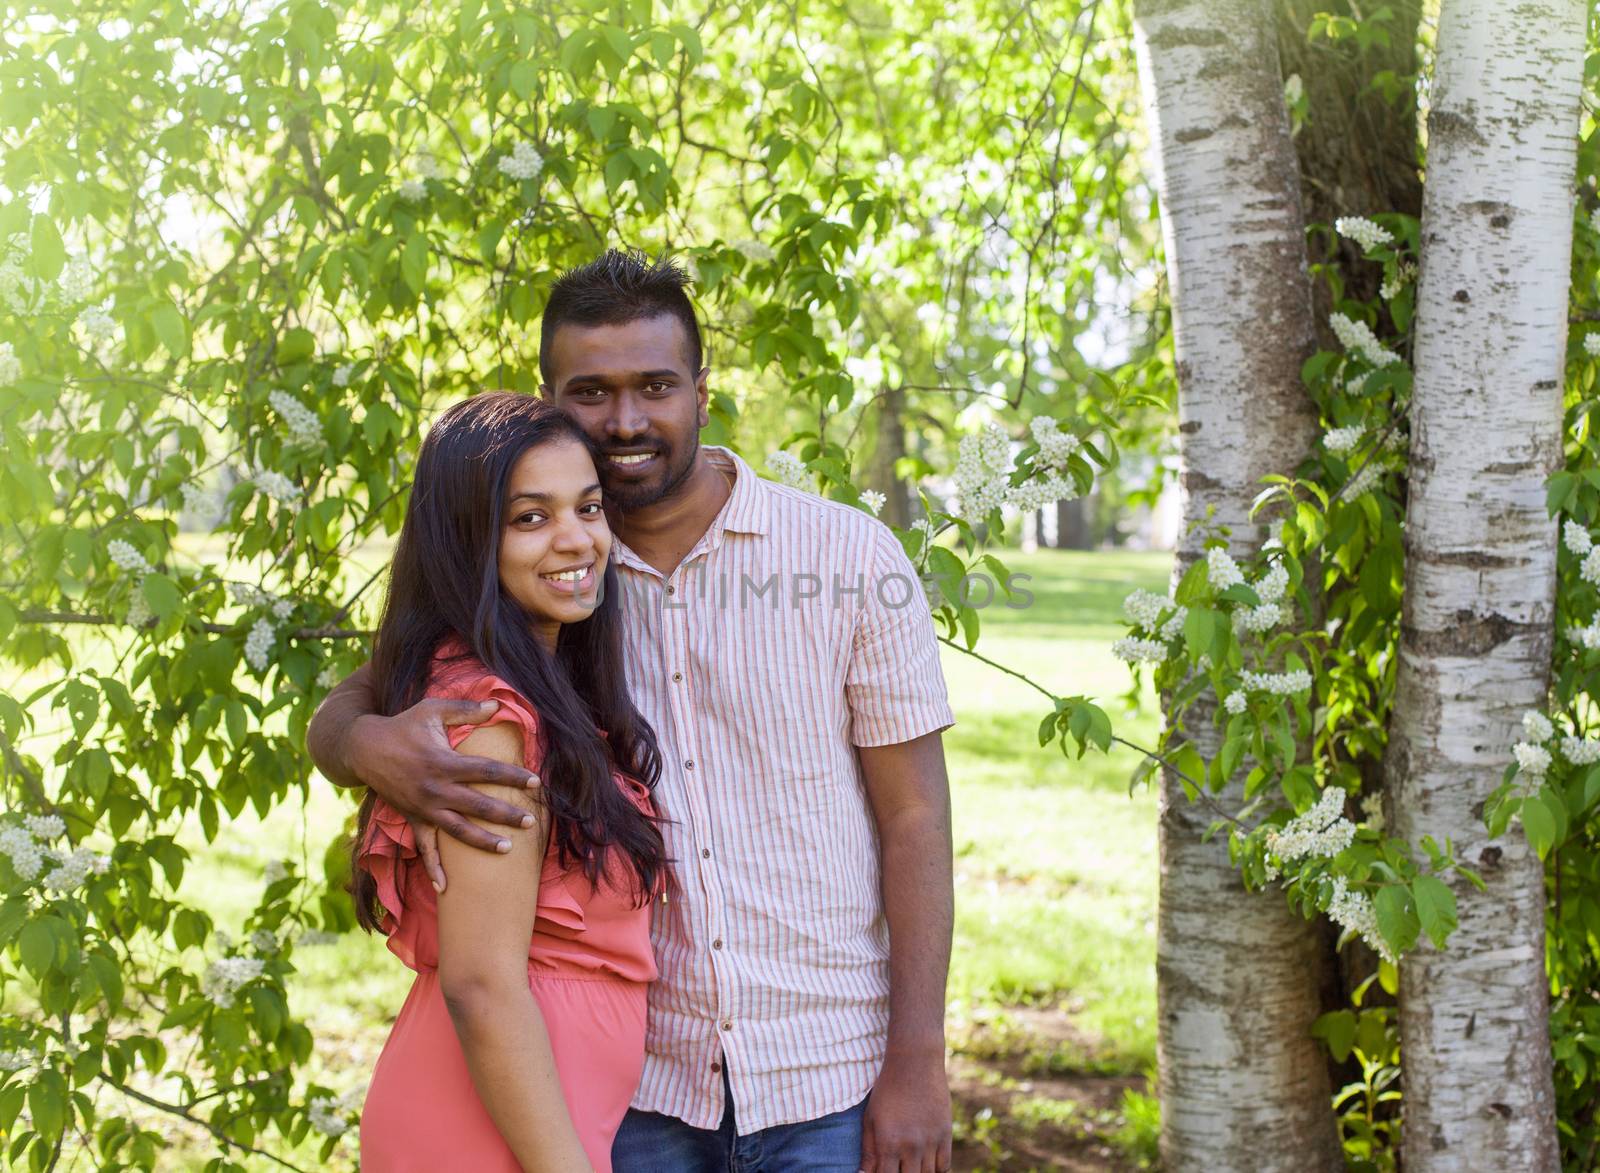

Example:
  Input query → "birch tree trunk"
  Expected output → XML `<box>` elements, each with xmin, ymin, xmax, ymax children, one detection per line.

<box><xmin>1387</xmin><ymin>3</ymin><xmax>1584</xmax><ymax>1168</ymax></box>
<box><xmin>1133</xmin><ymin>2</ymin><xmax>1340</xmax><ymax>1166</ymax></box>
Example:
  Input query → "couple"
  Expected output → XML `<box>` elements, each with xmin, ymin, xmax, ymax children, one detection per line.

<box><xmin>306</xmin><ymin>250</ymin><xmax>957</xmax><ymax>1172</ymax></box>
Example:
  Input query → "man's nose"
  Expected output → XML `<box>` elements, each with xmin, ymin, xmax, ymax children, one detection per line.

<box><xmin>604</xmin><ymin>392</ymin><xmax>649</xmax><ymax>442</ymax></box>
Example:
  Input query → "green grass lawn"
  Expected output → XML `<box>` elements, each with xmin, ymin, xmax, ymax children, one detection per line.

<box><xmin>13</xmin><ymin>545</ymin><xmax>1172</xmax><ymax>1169</ymax></box>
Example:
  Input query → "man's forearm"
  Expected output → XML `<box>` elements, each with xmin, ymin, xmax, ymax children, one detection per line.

<box><xmin>306</xmin><ymin>663</ymin><xmax>379</xmax><ymax>789</ymax></box>
<box><xmin>879</xmin><ymin>803</ymin><xmax>954</xmax><ymax>1057</ymax></box>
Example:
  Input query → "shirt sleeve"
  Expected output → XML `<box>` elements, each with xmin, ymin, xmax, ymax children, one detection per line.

<box><xmin>844</xmin><ymin>522</ymin><xmax>956</xmax><ymax>748</ymax></box>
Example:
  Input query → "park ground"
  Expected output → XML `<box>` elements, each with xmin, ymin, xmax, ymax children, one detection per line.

<box><xmin>29</xmin><ymin>547</ymin><xmax>1172</xmax><ymax>1170</ymax></box>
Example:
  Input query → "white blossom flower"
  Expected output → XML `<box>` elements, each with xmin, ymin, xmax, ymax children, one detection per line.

<box><xmin>0</xmin><ymin>1050</ymin><xmax>36</xmax><ymax>1072</ymax></box>
<box><xmin>41</xmin><ymin>847</ymin><xmax>110</xmax><ymax>892</ymax></box>
<box><xmin>1284</xmin><ymin>74</ymin><xmax>1303</xmax><ymax>105</ymax></box>
<box><xmin>1522</xmin><ymin>710</ymin><xmax>1554</xmax><ymax>743</ymax></box>
<box><xmin>1570</xmin><ymin>621</ymin><xmax>1600</xmax><ymax>651</ymax></box>
<box><xmin>1325</xmin><ymin>874</ymin><xmax>1395</xmax><ymax>964</ymax></box>
<box><xmin>0</xmin><ymin>342</ymin><xmax>20</xmax><ymax>387</ymax></box>
<box><xmin>264</xmin><ymin>859</ymin><xmax>288</xmax><ymax>884</ymax></box>
<box><xmin>1512</xmin><ymin>741</ymin><xmax>1552</xmax><ymax>778</ymax></box>
<box><xmin>23</xmin><ymin>815</ymin><xmax>65</xmax><ymax>841</ymax></box>
<box><xmin>1379</xmin><ymin>275</ymin><xmax>1403</xmax><ymax>301</ymax></box>
<box><xmin>1265</xmin><ymin>787</ymin><xmax>1356</xmax><ymax>864</ymax></box>
<box><xmin>1585</xmin><ymin>334</ymin><xmax>1600</xmax><ymax>358</ymax></box>
<box><xmin>1360</xmin><ymin>792</ymin><xmax>1385</xmax><ymax>832</ymax></box>
<box><xmin>1236</xmin><ymin>602</ymin><xmax>1282</xmax><ymax>633</ymax></box>
<box><xmin>1345</xmin><ymin>371</ymin><xmax>1372</xmax><ymax>396</ymax></box>
<box><xmin>332</xmin><ymin>364</ymin><xmax>354</xmax><ymax>388</ymax></box>
<box><xmin>733</xmin><ymin>239</ymin><xmax>775</xmax><ymax>263</ymax></box>
<box><xmin>57</xmin><ymin>256</ymin><xmax>95</xmax><ymax>303</ymax></box>
<box><xmin>1560</xmin><ymin>736</ymin><xmax>1600</xmax><ymax>765</ymax></box>
<box><xmin>859</xmin><ymin>490</ymin><xmax>886</xmax><ymax>516</ymax></box>
<box><xmin>414</xmin><ymin>152</ymin><xmax>443</xmax><ymax>181</ymax></box>
<box><xmin>0</xmin><ymin>824</ymin><xmax>43</xmax><ymax>881</ymax></box>
<box><xmin>1205</xmin><ymin>547</ymin><xmax>1244</xmax><ymax>590</ymax></box>
<box><xmin>1240</xmin><ymin>668</ymin><xmax>1313</xmax><ymax>695</ymax></box>
<box><xmin>268</xmin><ymin>390</ymin><xmax>323</xmax><ymax>446</ymax></box>
<box><xmin>316</xmin><ymin>664</ymin><xmax>340</xmax><ymax>689</ymax></box>
<box><xmin>1005</xmin><ymin>473</ymin><xmax>1077</xmax><ymax>513</ymax></box>
<box><xmin>1325</xmin><ymin>425</ymin><xmax>1363</xmax><ymax>456</ymax></box>
<box><xmin>1565</xmin><ymin>519</ymin><xmax>1594</xmax><ymax>557</ymax></box>
<box><xmin>953</xmin><ymin>425</ymin><xmax>1015</xmax><ymax>524</ymax></box>
<box><xmin>1335</xmin><ymin>216</ymin><xmax>1394</xmax><ymax>252</ymax></box>
<box><xmin>765</xmin><ymin>450</ymin><xmax>812</xmax><ymax>491</ymax></box>
<box><xmin>1345</xmin><ymin>461</ymin><xmax>1385</xmax><ymax>499</ymax></box>
<box><xmin>1123</xmin><ymin>589</ymin><xmax>1177</xmax><ymax>631</ymax></box>
<box><xmin>250</xmin><ymin>929</ymin><xmax>278</xmax><ymax>954</ymax></box>
<box><xmin>107</xmin><ymin>540</ymin><xmax>152</xmax><ymax>576</ymax></box>
<box><xmin>1329</xmin><ymin>311</ymin><xmax>1401</xmax><ymax>368</ymax></box>
<box><xmin>202</xmin><ymin>956</ymin><xmax>265</xmax><ymax>1008</ymax></box>
<box><xmin>1028</xmin><ymin>417</ymin><xmax>1081</xmax><ymax>469</ymax></box>
<box><xmin>497</xmin><ymin>141</ymin><xmax>545</xmax><ymax>181</ymax></box>
<box><xmin>1223</xmin><ymin>691</ymin><xmax>1248</xmax><ymax>715</ymax></box>
<box><xmin>126</xmin><ymin>592</ymin><xmax>152</xmax><ymax>628</ymax></box>
<box><xmin>251</xmin><ymin>469</ymin><xmax>302</xmax><ymax>505</ymax></box>
<box><xmin>397</xmin><ymin>178</ymin><xmax>427</xmax><ymax>203</ymax></box>
<box><xmin>1111</xmin><ymin>636</ymin><xmax>1170</xmax><ymax>664</ymax></box>
<box><xmin>1583</xmin><ymin>547</ymin><xmax>1600</xmax><ymax>587</ymax></box>
<box><xmin>1256</xmin><ymin>564</ymin><xmax>1289</xmax><ymax>604</ymax></box>
<box><xmin>79</xmin><ymin>299</ymin><xmax>118</xmax><ymax>344</ymax></box>
<box><xmin>244</xmin><ymin>618</ymin><xmax>277</xmax><ymax>672</ymax></box>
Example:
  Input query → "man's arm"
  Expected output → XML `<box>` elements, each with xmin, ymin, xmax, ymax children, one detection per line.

<box><xmin>306</xmin><ymin>663</ymin><xmax>542</xmax><ymax>891</ymax></box>
<box><xmin>858</xmin><ymin>730</ymin><xmax>954</xmax><ymax>1173</ymax></box>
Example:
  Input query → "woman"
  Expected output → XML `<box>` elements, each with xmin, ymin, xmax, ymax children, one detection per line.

<box><xmin>351</xmin><ymin>392</ymin><xmax>666</xmax><ymax>1173</ymax></box>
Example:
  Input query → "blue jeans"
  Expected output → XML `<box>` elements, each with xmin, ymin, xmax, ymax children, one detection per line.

<box><xmin>612</xmin><ymin>1071</ymin><xmax>867</xmax><ymax>1172</ymax></box>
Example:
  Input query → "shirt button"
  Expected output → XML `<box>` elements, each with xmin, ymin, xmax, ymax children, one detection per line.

<box><xmin>701</xmin><ymin>848</ymin><xmax>711</xmax><ymax>859</ymax></box>
<box><xmin>721</xmin><ymin>1020</ymin><xmax>732</xmax><ymax>1032</ymax></box>
<box><xmin>712</xmin><ymin>938</ymin><xmax>723</xmax><ymax>950</ymax></box>
<box><xmin>666</xmin><ymin>584</ymin><xmax>676</xmax><ymax>595</ymax></box>
<box><xmin>710</xmin><ymin>1061</ymin><xmax>722</xmax><ymax>1074</ymax></box>
<box><xmin>684</xmin><ymin>759</ymin><xmax>695</xmax><ymax>770</ymax></box>
<box><xmin>672</xmin><ymin>671</ymin><xmax>683</xmax><ymax>682</ymax></box>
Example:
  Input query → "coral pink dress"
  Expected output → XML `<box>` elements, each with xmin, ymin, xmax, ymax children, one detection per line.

<box><xmin>357</xmin><ymin>641</ymin><xmax>657</xmax><ymax>1172</ymax></box>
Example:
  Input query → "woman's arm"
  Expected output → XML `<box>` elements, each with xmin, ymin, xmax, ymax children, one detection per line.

<box><xmin>435</xmin><ymin>721</ymin><xmax>592</xmax><ymax>1173</ymax></box>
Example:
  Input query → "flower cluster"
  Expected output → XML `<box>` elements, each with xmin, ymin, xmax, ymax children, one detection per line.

<box><xmin>202</xmin><ymin>956</ymin><xmax>265</xmax><ymax>1008</ymax></box>
<box><xmin>268</xmin><ymin>390</ymin><xmax>322</xmax><ymax>445</ymax></box>
<box><xmin>734</xmin><ymin>239</ymin><xmax>775</xmax><ymax>263</ymax></box>
<box><xmin>766</xmin><ymin>450</ymin><xmax>812</xmax><ymax>491</ymax></box>
<box><xmin>0</xmin><ymin>824</ymin><xmax>44</xmax><ymax>881</ymax></box>
<box><xmin>1379</xmin><ymin>260</ymin><xmax>1417</xmax><ymax>301</ymax></box>
<box><xmin>79</xmin><ymin>299</ymin><xmax>118</xmax><ymax>344</ymax></box>
<box><xmin>0</xmin><ymin>1049</ymin><xmax>38</xmax><ymax>1072</ymax></box>
<box><xmin>0</xmin><ymin>241</ymin><xmax>42</xmax><ymax>313</ymax></box>
<box><xmin>1344</xmin><ymin>460</ymin><xmax>1386</xmax><ymax>499</ymax></box>
<box><xmin>252</xmin><ymin>469</ymin><xmax>302</xmax><ymax>504</ymax></box>
<box><xmin>1235</xmin><ymin>603</ymin><xmax>1283</xmax><ymax>633</ymax></box>
<box><xmin>1585</xmin><ymin>334</ymin><xmax>1600</xmax><ymax>358</ymax></box>
<box><xmin>1324</xmin><ymin>874</ymin><xmax>1395</xmax><ymax>964</ymax></box>
<box><xmin>332</xmin><ymin>363</ymin><xmax>355</xmax><ymax>388</ymax></box>
<box><xmin>1512</xmin><ymin>740</ymin><xmax>1552</xmax><ymax>779</ymax></box>
<box><xmin>244</xmin><ymin>617</ymin><xmax>277</xmax><ymax>672</ymax></box>
<box><xmin>1524</xmin><ymin>710</ymin><xmax>1554</xmax><ymax>742</ymax></box>
<box><xmin>230</xmin><ymin>583</ymin><xmax>294</xmax><ymax>620</ymax></box>
<box><xmin>1111</xmin><ymin>636</ymin><xmax>1170</xmax><ymax>664</ymax></box>
<box><xmin>250</xmin><ymin>929</ymin><xmax>278</xmax><ymax>954</ymax></box>
<box><xmin>859</xmin><ymin>489</ymin><xmax>886</xmax><ymax>516</ymax></box>
<box><xmin>264</xmin><ymin>859</ymin><xmax>289</xmax><ymax>884</ymax></box>
<box><xmin>308</xmin><ymin>1087</ymin><xmax>365</xmax><ymax>1137</ymax></box>
<box><xmin>1123</xmin><ymin>589</ymin><xmax>1186</xmax><ymax>640</ymax></box>
<box><xmin>1006</xmin><ymin>472</ymin><xmax>1078</xmax><ymax>513</ymax></box>
<box><xmin>953</xmin><ymin>424</ymin><xmax>1014</xmax><ymax>524</ymax></box>
<box><xmin>1561</xmin><ymin>736</ymin><xmax>1600</xmax><ymax>765</ymax></box>
<box><xmin>1240</xmin><ymin>668</ymin><xmax>1313</xmax><ymax>695</ymax></box>
<box><xmin>1265</xmin><ymin>786</ymin><xmax>1356</xmax><ymax>868</ymax></box>
<box><xmin>57</xmin><ymin>256</ymin><xmax>94</xmax><ymax>303</ymax></box>
<box><xmin>497</xmin><ymin>141</ymin><xmax>544</xmax><ymax>181</ymax></box>
<box><xmin>1570</xmin><ymin>620</ymin><xmax>1600</xmax><ymax>651</ymax></box>
<box><xmin>108</xmin><ymin>540</ymin><xmax>152</xmax><ymax>575</ymax></box>
<box><xmin>41</xmin><ymin>846</ymin><xmax>111</xmax><ymax>893</ymax></box>
<box><xmin>1205</xmin><ymin>547</ymin><xmax>1244</xmax><ymax>589</ymax></box>
<box><xmin>1029</xmin><ymin>417</ymin><xmax>1081</xmax><ymax>469</ymax></box>
<box><xmin>0</xmin><ymin>341</ymin><xmax>20</xmax><ymax>387</ymax></box>
<box><xmin>1334</xmin><ymin>216</ymin><xmax>1394</xmax><ymax>252</ymax></box>
<box><xmin>1330</xmin><ymin>311</ymin><xmax>1401</xmax><ymax>368</ymax></box>
<box><xmin>1324</xmin><ymin>425</ymin><xmax>1363</xmax><ymax>456</ymax></box>
<box><xmin>397</xmin><ymin>178</ymin><xmax>427</xmax><ymax>203</ymax></box>
<box><xmin>1223</xmin><ymin>691</ymin><xmax>1248</xmax><ymax>714</ymax></box>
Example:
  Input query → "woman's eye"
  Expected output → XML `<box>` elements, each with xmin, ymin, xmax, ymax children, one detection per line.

<box><xmin>513</xmin><ymin>512</ymin><xmax>543</xmax><ymax>525</ymax></box>
<box><xmin>579</xmin><ymin>502</ymin><xmax>604</xmax><ymax>515</ymax></box>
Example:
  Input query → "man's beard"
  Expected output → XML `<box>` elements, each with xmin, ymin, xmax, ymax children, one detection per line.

<box><xmin>601</xmin><ymin>436</ymin><xmax>699</xmax><ymax>511</ymax></box>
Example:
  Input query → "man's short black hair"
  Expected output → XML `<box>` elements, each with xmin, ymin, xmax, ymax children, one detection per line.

<box><xmin>539</xmin><ymin>249</ymin><xmax>703</xmax><ymax>383</ymax></box>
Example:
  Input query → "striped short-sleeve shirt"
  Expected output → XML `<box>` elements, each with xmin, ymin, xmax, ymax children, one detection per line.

<box><xmin>612</xmin><ymin>446</ymin><xmax>954</xmax><ymax>1133</ymax></box>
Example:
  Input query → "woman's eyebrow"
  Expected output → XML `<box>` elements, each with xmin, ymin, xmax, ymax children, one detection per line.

<box><xmin>508</xmin><ymin>483</ymin><xmax>603</xmax><ymax>504</ymax></box>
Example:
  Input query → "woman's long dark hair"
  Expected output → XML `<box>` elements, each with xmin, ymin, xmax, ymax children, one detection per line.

<box><xmin>350</xmin><ymin>392</ymin><xmax>665</xmax><ymax>932</ymax></box>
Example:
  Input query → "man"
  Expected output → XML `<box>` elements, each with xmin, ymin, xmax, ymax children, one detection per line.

<box><xmin>307</xmin><ymin>249</ymin><xmax>955</xmax><ymax>1173</ymax></box>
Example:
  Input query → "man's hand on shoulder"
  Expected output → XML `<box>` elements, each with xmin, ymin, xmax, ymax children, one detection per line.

<box><xmin>341</xmin><ymin>696</ymin><xmax>542</xmax><ymax>894</ymax></box>
<box><xmin>861</xmin><ymin>1048</ymin><xmax>952</xmax><ymax>1173</ymax></box>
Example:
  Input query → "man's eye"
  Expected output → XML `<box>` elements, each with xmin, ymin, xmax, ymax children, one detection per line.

<box><xmin>646</xmin><ymin>381</ymin><xmax>671</xmax><ymax>394</ymax></box>
<box><xmin>569</xmin><ymin>387</ymin><xmax>604</xmax><ymax>399</ymax></box>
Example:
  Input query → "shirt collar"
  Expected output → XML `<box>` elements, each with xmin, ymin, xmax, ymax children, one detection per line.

<box><xmin>608</xmin><ymin>445</ymin><xmax>769</xmax><ymax>575</ymax></box>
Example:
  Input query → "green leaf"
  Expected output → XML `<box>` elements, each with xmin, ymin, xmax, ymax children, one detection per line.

<box><xmin>1412</xmin><ymin>874</ymin><xmax>1457</xmax><ymax>949</ymax></box>
<box><xmin>19</xmin><ymin>917</ymin><xmax>59</xmax><ymax>978</ymax></box>
<box><xmin>151</xmin><ymin>303</ymin><xmax>190</xmax><ymax>359</ymax></box>
<box><xmin>1183</xmin><ymin>607</ymin><xmax>1216</xmax><ymax>661</ymax></box>
<box><xmin>278</xmin><ymin>326</ymin><xmax>316</xmax><ymax>364</ymax></box>
<box><xmin>1312</xmin><ymin>1009</ymin><xmax>1357</xmax><ymax>1062</ymax></box>
<box><xmin>141</xmin><ymin>573</ymin><xmax>182</xmax><ymax>621</ymax></box>
<box><xmin>401</xmin><ymin>232</ymin><xmax>428</xmax><ymax>294</ymax></box>
<box><xmin>1374</xmin><ymin>884</ymin><xmax>1420</xmax><ymax>956</ymax></box>
<box><xmin>509</xmin><ymin>60</ymin><xmax>536</xmax><ymax>101</ymax></box>
<box><xmin>1521</xmin><ymin>795</ymin><xmax>1558</xmax><ymax>859</ymax></box>
<box><xmin>30</xmin><ymin>214</ymin><xmax>65</xmax><ymax>281</ymax></box>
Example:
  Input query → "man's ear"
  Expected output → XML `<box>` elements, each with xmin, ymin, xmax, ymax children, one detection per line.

<box><xmin>695</xmin><ymin>366</ymin><xmax>710</xmax><ymax>428</ymax></box>
<box><xmin>539</xmin><ymin>382</ymin><xmax>552</xmax><ymax>400</ymax></box>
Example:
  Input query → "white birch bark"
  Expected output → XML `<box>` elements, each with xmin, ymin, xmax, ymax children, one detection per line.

<box><xmin>1133</xmin><ymin>2</ymin><xmax>1340</xmax><ymax>1167</ymax></box>
<box><xmin>1388</xmin><ymin>3</ymin><xmax>1584</xmax><ymax>1168</ymax></box>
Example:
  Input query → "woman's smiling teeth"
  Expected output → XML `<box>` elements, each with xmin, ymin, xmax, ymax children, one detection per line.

<box><xmin>541</xmin><ymin>565</ymin><xmax>591</xmax><ymax>583</ymax></box>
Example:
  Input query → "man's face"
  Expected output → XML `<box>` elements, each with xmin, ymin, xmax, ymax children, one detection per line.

<box><xmin>542</xmin><ymin>314</ymin><xmax>709</xmax><ymax>512</ymax></box>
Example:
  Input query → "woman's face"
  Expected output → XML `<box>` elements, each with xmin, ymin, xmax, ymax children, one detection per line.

<box><xmin>497</xmin><ymin>438</ymin><xmax>612</xmax><ymax>647</ymax></box>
